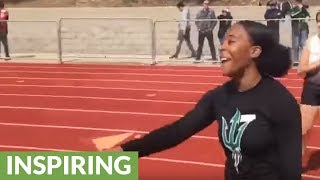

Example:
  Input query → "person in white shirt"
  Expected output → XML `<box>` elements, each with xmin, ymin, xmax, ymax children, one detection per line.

<box><xmin>298</xmin><ymin>11</ymin><xmax>320</xmax><ymax>160</ymax></box>
<box><xmin>170</xmin><ymin>1</ymin><xmax>196</xmax><ymax>59</ymax></box>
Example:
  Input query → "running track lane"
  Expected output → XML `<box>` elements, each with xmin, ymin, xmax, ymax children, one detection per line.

<box><xmin>0</xmin><ymin>84</ymin><xmax>303</xmax><ymax>105</ymax></box>
<box><xmin>0</xmin><ymin>106</ymin><xmax>320</xmax><ymax>142</ymax></box>
<box><xmin>0</xmin><ymin>70</ymin><xmax>304</xmax><ymax>87</ymax></box>
<box><xmin>0</xmin><ymin>63</ymin><xmax>299</xmax><ymax>73</ymax></box>
<box><xmin>0</xmin><ymin>125</ymin><xmax>318</xmax><ymax>179</ymax></box>
<box><xmin>0</xmin><ymin>76</ymin><xmax>302</xmax><ymax>93</ymax></box>
<box><xmin>0</xmin><ymin>63</ymin><xmax>318</xmax><ymax>179</ymax></box>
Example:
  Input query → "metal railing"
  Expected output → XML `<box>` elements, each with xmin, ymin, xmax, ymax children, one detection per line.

<box><xmin>152</xmin><ymin>17</ymin><xmax>316</xmax><ymax>65</ymax></box>
<box><xmin>58</xmin><ymin>17</ymin><xmax>154</xmax><ymax>64</ymax></box>
<box><xmin>0</xmin><ymin>20</ymin><xmax>59</xmax><ymax>62</ymax></box>
<box><xmin>0</xmin><ymin>17</ymin><xmax>316</xmax><ymax>65</ymax></box>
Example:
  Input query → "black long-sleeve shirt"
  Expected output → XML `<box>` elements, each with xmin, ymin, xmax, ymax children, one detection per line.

<box><xmin>121</xmin><ymin>76</ymin><xmax>302</xmax><ymax>180</ymax></box>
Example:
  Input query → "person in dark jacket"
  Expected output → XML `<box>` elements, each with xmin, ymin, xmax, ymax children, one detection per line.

<box><xmin>264</xmin><ymin>1</ymin><xmax>282</xmax><ymax>43</ymax></box>
<box><xmin>217</xmin><ymin>8</ymin><xmax>233</xmax><ymax>45</ymax></box>
<box><xmin>194</xmin><ymin>0</ymin><xmax>217</xmax><ymax>62</ymax></box>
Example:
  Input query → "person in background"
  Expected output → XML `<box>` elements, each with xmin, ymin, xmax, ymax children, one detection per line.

<box><xmin>277</xmin><ymin>0</ymin><xmax>293</xmax><ymax>18</ymax></box>
<box><xmin>298</xmin><ymin>11</ymin><xmax>320</xmax><ymax>161</ymax></box>
<box><xmin>290</xmin><ymin>0</ymin><xmax>310</xmax><ymax>65</ymax></box>
<box><xmin>0</xmin><ymin>0</ymin><xmax>10</xmax><ymax>60</ymax></box>
<box><xmin>217</xmin><ymin>8</ymin><xmax>233</xmax><ymax>45</ymax></box>
<box><xmin>264</xmin><ymin>0</ymin><xmax>282</xmax><ymax>43</ymax></box>
<box><xmin>170</xmin><ymin>1</ymin><xmax>196</xmax><ymax>59</ymax></box>
<box><xmin>276</xmin><ymin>0</ymin><xmax>293</xmax><ymax>62</ymax></box>
<box><xmin>195</xmin><ymin>0</ymin><xmax>217</xmax><ymax>62</ymax></box>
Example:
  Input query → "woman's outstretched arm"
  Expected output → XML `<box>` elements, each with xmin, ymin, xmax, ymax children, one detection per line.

<box><xmin>120</xmin><ymin>90</ymin><xmax>218</xmax><ymax>157</ymax></box>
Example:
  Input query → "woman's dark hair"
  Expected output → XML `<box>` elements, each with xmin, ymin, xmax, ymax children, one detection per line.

<box><xmin>236</xmin><ymin>20</ymin><xmax>291</xmax><ymax>78</ymax></box>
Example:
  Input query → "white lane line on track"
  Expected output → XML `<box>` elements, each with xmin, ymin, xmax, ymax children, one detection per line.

<box><xmin>0</xmin><ymin>145</ymin><xmax>318</xmax><ymax>179</ymax></box>
<box><xmin>0</xmin><ymin>122</ymin><xmax>218</xmax><ymax>140</ymax></box>
<box><xmin>308</xmin><ymin>146</ymin><xmax>320</xmax><ymax>150</ymax></box>
<box><xmin>0</xmin><ymin>145</ymin><xmax>76</xmax><ymax>152</ymax></box>
<box><xmin>0</xmin><ymin>76</ymin><xmax>303</xmax><ymax>87</ymax></box>
<box><xmin>0</xmin><ymin>76</ymin><xmax>228</xmax><ymax>85</ymax></box>
<box><xmin>0</xmin><ymin>64</ymin><xmax>299</xmax><ymax>74</ymax></box>
<box><xmin>0</xmin><ymin>84</ymin><xmax>302</xmax><ymax>94</ymax></box>
<box><xmin>0</xmin><ymin>70</ymin><xmax>304</xmax><ymax>80</ymax></box>
<box><xmin>0</xmin><ymin>70</ymin><xmax>231</xmax><ymax>78</ymax></box>
<box><xmin>1</xmin><ymin>122</ymin><xmax>320</xmax><ymax>149</ymax></box>
<box><xmin>0</xmin><ymin>99</ymin><xmax>318</xmax><ymax>124</ymax></box>
<box><xmin>303</xmin><ymin>175</ymin><xmax>320</xmax><ymax>179</ymax></box>
<box><xmin>0</xmin><ymin>105</ymin><xmax>183</xmax><ymax>117</ymax></box>
<box><xmin>0</xmin><ymin>93</ymin><xmax>301</xmax><ymax>104</ymax></box>
<box><xmin>0</xmin><ymin>84</ymin><xmax>206</xmax><ymax>94</ymax></box>
<box><xmin>0</xmin><ymin>93</ymin><xmax>196</xmax><ymax>105</ymax></box>
<box><xmin>1</xmin><ymin>106</ymin><xmax>319</xmax><ymax>128</ymax></box>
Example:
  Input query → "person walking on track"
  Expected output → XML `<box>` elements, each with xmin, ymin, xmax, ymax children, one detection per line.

<box><xmin>106</xmin><ymin>20</ymin><xmax>302</xmax><ymax>180</ymax></box>
<box><xmin>169</xmin><ymin>1</ymin><xmax>196</xmax><ymax>59</ymax></box>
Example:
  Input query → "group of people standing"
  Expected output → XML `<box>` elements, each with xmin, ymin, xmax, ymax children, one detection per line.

<box><xmin>264</xmin><ymin>0</ymin><xmax>310</xmax><ymax>65</ymax></box>
<box><xmin>170</xmin><ymin>0</ymin><xmax>233</xmax><ymax>63</ymax></box>
<box><xmin>170</xmin><ymin>0</ymin><xmax>313</xmax><ymax>67</ymax></box>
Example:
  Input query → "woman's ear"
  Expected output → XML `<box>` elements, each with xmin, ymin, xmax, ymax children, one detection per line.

<box><xmin>250</xmin><ymin>46</ymin><xmax>262</xmax><ymax>60</ymax></box>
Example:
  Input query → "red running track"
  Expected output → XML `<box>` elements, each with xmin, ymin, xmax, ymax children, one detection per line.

<box><xmin>0</xmin><ymin>63</ymin><xmax>319</xmax><ymax>179</ymax></box>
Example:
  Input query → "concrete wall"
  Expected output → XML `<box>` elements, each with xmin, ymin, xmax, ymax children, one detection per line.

<box><xmin>4</xmin><ymin>6</ymin><xmax>320</xmax><ymax>62</ymax></box>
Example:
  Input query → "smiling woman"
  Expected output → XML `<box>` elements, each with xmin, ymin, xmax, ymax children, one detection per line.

<box><xmin>219</xmin><ymin>20</ymin><xmax>291</xmax><ymax>90</ymax></box>
<box><xmin>107</xmin><ymin>20</ymin><xmax>302</xmax><ymax>180</ymax></box>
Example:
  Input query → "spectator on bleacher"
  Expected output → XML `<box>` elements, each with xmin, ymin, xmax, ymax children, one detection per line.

<box><xmin>170</xmin><ymin>1</ymin><xmax>196</xmax><ymax>59</ymax></box>
<box><xmin>290</xmin><ymin>0</ymin><xmax>310</xmax><ymax>65</ymax></box>
<box><xmin>0</xmin><ymin>0</ymin><xmax>10</xmax><ymax>60</ymax></box>
<box><xmin>217</xmin><ymin>8</ymin><xmax>233</xmax><ymax>45</ymax></box>
<box><xmin>194</xmin><ymin>0</ymin><xmax>217</xmax><ymax>62</ymax></box>
<box><xmin>264</xmin><ymin>0</ymin><xmax>282</xmax><ymax>43</ymax></box>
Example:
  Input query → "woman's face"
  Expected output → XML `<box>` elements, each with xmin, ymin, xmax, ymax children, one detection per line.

<box><xmin>219</xmin><ymin>24</ymin><xmax>260</xmax><ymax>77</ymax></box>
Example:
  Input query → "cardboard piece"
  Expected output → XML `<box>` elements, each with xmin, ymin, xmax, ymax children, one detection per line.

<box><xmin>92</xmin><ymin>133</ymin><xmax>134</xmax><ymax>151</ymax></box>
